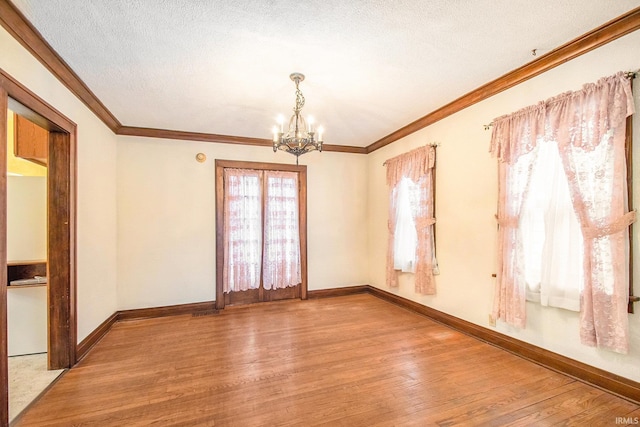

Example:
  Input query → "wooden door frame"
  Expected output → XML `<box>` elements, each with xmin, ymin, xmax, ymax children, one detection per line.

<box><xmin>0</xmin><ymin>69</ymin><xmax>77</xmax><ymax>425</ymax></box>
<box><xmin>215</xmin><ymin>159</ymin><xmax>308</xmax><ymax>310</ymax></box>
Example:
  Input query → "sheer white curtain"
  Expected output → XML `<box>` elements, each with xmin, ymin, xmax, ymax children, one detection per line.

<box><xmin>222</xmin><ymin>169</ymin><xmax>263</xmax><ymax>293</ymax></box>
<box><xmin>393</xmin><ymin>177</ymin><xmax>419</xmax><ymax>272</ymax></box>
<box><xmin>520</xmin><ymin>140</ymin><xmax>584</xmax><ymax>311</ymax></box>
<box><xmin>263</xmin><ymin>171</ymin><xmax>301</xmax><ymax>290</ymax></box>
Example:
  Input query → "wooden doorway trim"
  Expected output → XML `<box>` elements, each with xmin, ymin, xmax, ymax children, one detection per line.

<box><xmin>0</xmin><ymin>84</ymin><xmax>8</xmax><ymax>427</ymax></box>
<box><xmin>0</xmin><ymin>68</ymin><xmax>77</xmax><ymax>425</ymax></box>
<box><xmin>215</xmin><ymin>159</ymin><xmax>308</xmax><ymax>310</ymax></box>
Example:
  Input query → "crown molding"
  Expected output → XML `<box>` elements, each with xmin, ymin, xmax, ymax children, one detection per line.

<box><xmin>2</xmin><ymin>0</ymin><xmax>638</xmax><ymax>155</ymax></box>
<box><xmin>0</xmin><ymin>0</ymin><xmax>121</xmax><ymax>132</ymax></box>
<box><xmin>118</xmin><ymin>125</ymin><xmax>367</xmax><ymax>153</ymax></box>
<box><xmin>117</xmin><ymin>126</ymin><xmax>274</xmax><ymax>147</ymax></box>
<box><xmin>321</xmin><ymin>144</ymin><xmax>367</xmax><ymax>154</ymax></box>
<box><xmin>365</xmin><ymin>6</ymin><xmax>640</xmax><ymax>153</ymax></box>
<box><xmin>0</xmin><ymin>0</ymin><xmax>367</xmax><ymax>154</ymax></box>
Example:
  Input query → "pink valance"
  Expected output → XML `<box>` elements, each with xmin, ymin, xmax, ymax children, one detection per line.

<box><xmin>384</xmin><ymin>145</ymin><xmax>436</xmax><ymax>188</ymax></box>
<box><xmin>490</xmin><ymin>72</ymin><xmax>634</xmax><ymax>165</ymax></box>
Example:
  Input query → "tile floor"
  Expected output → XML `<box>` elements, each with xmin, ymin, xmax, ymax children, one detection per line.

<box><xmin>8</xmin><ymin>353</ymin><xmax>64</xmax><ymax>423</ymax></box>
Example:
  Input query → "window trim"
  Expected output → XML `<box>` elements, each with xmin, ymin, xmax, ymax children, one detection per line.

<box><xmin>626</xmin><ymin>77</ymin><xmax>636</xmax><ymax>312</ymax></box>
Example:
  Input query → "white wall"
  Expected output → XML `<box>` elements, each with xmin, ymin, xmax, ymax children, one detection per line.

<box><xmin>367</xmin><ymin>30</ymin><xmax>640</xmax><ymax>381</ymax></box>
<box><xmin>116</xmin><ymin>138</ymin><xmax>368</xmax><ymax>309</ymax></box>
<box><xmin>6</xmin><ymin>176</ymin><xmax>47</xmax><ymax>262</ymax></box>
<box><xmin>0</xmin><ymin>26</ymin><xmax>119</xmax><ymax>343</ymax></box>
<box><xmin>8</xmin><ymin>287</ymin><xmax>47</xmax><ymax>356</ymax></box>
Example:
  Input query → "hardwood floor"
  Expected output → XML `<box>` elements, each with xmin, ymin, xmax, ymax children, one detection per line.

<box><xmin>14</xmin><ymin>294</ymin><xmax>640</xmax><ymax>426</ymax></box>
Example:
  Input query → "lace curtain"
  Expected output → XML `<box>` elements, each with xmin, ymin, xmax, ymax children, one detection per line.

<box><xmin>223</xmin><ymin>169</ymin><xmax>263</xmax><ymax>293</ymax></box>
<box><xmin>490</xmin><ymin>72</ymin><xmax>635</xmax><ymax>353</ymax></box>
<box><xmin>223</xmin><ymin>168</ymin><xmax>301</xmax><ymax>293</ymax></box>
<box><xmin>385</xmin><ymin>145</ymin><xmax>437</xmax><ymax>294</ymax></box>
<box><xmin>263</xmin><ymin>171</ymin><xmax>302</xmax><ymax>290</ymax></box>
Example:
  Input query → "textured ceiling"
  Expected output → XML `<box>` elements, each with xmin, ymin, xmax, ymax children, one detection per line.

<box><xmin>9</xmin><ymin>0</ymin><xmax>640</xmax><ymax>147</ymax></box>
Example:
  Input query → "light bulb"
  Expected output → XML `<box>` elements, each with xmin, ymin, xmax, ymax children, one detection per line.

<box><xmin>277</xmin><ymin>115</ymin><xmax>284</xmax><ymax>133</ymax></box>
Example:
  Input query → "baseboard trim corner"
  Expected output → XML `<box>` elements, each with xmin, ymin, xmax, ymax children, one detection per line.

<box><xmin>76</xmin><ymin>312</ymin><xmax>118</xmax><ymax>362</ymax></box>
<box><xmin>75</xmin><ymin>300</ymin><xmax>217</xmax><ymax>363</ymax></box>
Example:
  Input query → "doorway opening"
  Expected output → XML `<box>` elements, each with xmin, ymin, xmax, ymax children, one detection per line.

<box><xmin>0</xmin><ymin>69</ymin><xmax>77</xmax><ymax>425</ymax></box>
<box><xmin>6</xmin><ymin>111</ymin><xmax>66</xmax><ymax>422</ymax></box>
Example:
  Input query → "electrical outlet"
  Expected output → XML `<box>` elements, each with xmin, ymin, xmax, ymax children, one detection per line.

<box><xmin>488</xmin><ymin>314</ymin><xmax>496</xmax><ymax>327</ymax></box>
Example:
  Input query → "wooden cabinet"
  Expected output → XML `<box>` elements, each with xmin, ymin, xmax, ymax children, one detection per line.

<box><xmin>14</xmin><ymin>113</ymin><xmax>48</xmax><ymax>166</ymax></box>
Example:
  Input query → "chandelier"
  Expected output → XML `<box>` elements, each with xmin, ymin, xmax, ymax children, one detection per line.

<box><xmin>272</xmin><ymin>73</ymin><xmax>323</xmax><ymax>164</ymax></box>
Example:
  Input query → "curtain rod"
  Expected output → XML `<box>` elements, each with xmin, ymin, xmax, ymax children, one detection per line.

<box><xmin>483</xmin><ymin>69</ymin><xmax>638</xmax><ymax>130</ymax></box>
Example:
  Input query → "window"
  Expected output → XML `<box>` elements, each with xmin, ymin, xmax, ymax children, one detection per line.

<box><xmin>385</xmin><ymin>145</ymin><xmax>438</xmax><ymax>295</ymax></box>
<box><xmin>490</xmin><ymin>72</ymin><xmax>635</xmax><ymax>353</ymax></box>
<box><xmin>393</xmin><ymin>177</ymin><xmax>420</xmax><ymax>273</ymax></box>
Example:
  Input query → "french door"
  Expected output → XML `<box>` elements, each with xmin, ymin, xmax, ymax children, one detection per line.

<box><xmin>215</xmin><ymin>160</ymin><xmax>307</xmax><ymax>309</ymax></box>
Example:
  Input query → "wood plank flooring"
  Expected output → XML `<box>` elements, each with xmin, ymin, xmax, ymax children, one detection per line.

<box><xmin>14</xmin><ymin>294</ymin><xmax>640</xmax><ymax>426</ymax></box>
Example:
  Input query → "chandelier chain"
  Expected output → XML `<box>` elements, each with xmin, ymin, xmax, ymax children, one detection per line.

<box><xmin>295</xmin><ymin>87</ymin><xmax>305</xmax><ymax>113</ymax></box>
